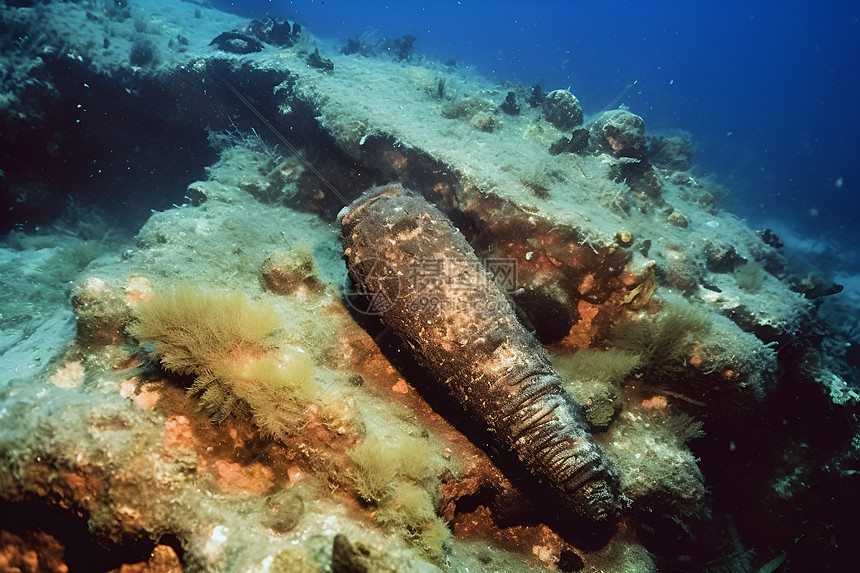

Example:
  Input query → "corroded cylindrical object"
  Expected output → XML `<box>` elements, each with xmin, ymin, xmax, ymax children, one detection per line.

<box><xmin>339</xmin><ymin>185</ymin><xmax>620</xmax><ymax>523</ymax></box>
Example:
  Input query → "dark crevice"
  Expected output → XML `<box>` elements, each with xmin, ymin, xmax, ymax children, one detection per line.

<box><xmin>0</xmin><ymin>498</ymin><xmax>159</xmax><ymax>571</ymax></box>
<box><xmin>0</xmin><ymin>57</ymin><xmax>294</xmax><ymax>234</ymax></box>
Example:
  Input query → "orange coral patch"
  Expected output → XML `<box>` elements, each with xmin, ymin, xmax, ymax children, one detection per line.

<box><xmin>287</xmin><ymin>465</ymin><xmax>305</xmax><ymax>485</ymax></box>
<box><xmin>214</xmin><ymin>460</ymin><xmax>273</xmax><ymax>494</ymax></box>
<box><xmin>163</xmin><ymin>415</ymin><xmax>197</xmax><ymax>452</ymax></box>
<box><xmin>641</xmin><ymin>395</ymin><xmax>668</xmax><ymax>410</ymax></box>
<box><xmin>578</xmin><ymin>273</ymin><xmax>595</xmax><ymax>295</ymax></box>
<box><xmin>620</xmin><ymin>271</ymin><xmax>639</xmax><ymax>287</ymax></box>
<box><xmin>119</xmin><ymin>378</ymin><xmax>137</xmax><ymax>398</ymax></box>
<box><xmin>577</xmin><ymin>300</ymin><xmax>599</xmax><ymax>327</ymax></box>
<box><xmin>689</xmin><ymin>349</ymin><xmax>703</xmax><ymax>367</ymax></box>
<box><xmin>125</xmin><ymin>275</ymin><xmax>154</xmax><ymax>306</ymax></box>
<box><xmin>50</xmin><ymin>361</ymin><xmax>85</xmax><ymax>388</ymax></box>
<box><xmin>133</xmin><ymin>389</ymin><xmax>160</xmax><ymax>411</ymax></box>
<box><xmin>562</xmin><ymin>300</ymin><xmax>602</xmax><ymax>348</ymax></box>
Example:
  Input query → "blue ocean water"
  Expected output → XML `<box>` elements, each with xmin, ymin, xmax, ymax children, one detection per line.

<box><xmin>217</xmin><ymin>0</ymin><xmax>860</xmax><ymax>257</ymax></box>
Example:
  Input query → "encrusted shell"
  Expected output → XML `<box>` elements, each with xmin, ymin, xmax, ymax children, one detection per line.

<box><xmin>340</xmin><ymin>185</ymin><xmax>621</xmax><ymax>524</ymax></box>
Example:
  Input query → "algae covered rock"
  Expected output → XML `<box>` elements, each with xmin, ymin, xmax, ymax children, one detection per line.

<box><xmin>648</xmin><ymin>131</ymin><xmax>696</xmax><ymax>170</ymax></box>
<box><xmin>554</xmin><ymin>348</ymin><xmax>641</xmax><ymax>428</ymax></box>
<box><xmin>592</xmin><ymin>109</ymin><xmax>647</xmax><ymax>159</ymax></box>
<box><xmin>71</xmin><ymin>276</ymin><xmax>135</xmax><ymax>346</ymax></box>
<box><xmin>1</xmin><ymin>0</ymin><xmax>856</xmax><ymax>571</ymax></box>
<box><xmin>542</xmin><ymin>89</ymin><xmax>584</xmax><ymax>131</ymax></box>
<box><xmin>441</xmin><ymin>95</ymin><xmax>500</xmax><ymax>132</ymax></box>
<box><xmin>607</xmin><ymin>405</ymin><xmax>706</xmax><ymax>515</ymax></box>
<box><xmin>261</xmin><ymin>247</ymin><xmax>324</xmax><ymax>296</ymax></box>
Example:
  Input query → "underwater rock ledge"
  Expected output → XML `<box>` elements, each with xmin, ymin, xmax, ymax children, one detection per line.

<box><xmin>1</xmin><ymin>1</ymin><xmax>858</xmax><ymax>572</ymax></box>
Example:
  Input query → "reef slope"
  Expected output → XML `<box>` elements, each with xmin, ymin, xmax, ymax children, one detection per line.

<box><xmin>1</xmin><ymin>1</ymin><xmax>857</xmax><ymax>572</ymax></box>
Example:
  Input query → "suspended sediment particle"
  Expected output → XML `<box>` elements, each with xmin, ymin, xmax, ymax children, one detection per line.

<box><xmin>339</xmin><ymin>185</ymin><xmax>621</xmax><ymax>523</ymax></box>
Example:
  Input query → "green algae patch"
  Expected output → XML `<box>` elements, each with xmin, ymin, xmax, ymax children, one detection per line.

<box><xmin>129</xmin><ymin>285</ymin><xmax>326</xmax><ymax>438</ymax></box>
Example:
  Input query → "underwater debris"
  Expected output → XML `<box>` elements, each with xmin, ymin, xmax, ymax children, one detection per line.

<box><xmin>71</xmin><ymin>276</ymin><xmax>134</xmax><ymax>346</ymax></box>
<box><xmin>553</xmin><ymin>348</ymin><xmax>641</xmax><ymax>428</ymax></box>
<box><xmin>608</xmin><ymin>407</ymin><xmax>706</xmax><ymax>515</ymax></box>
<box><xmin>347</xmin><ymin>432</ymin><xmax>450</xmax><ymax>559</ymax></box>
<box><xmin>756</xmin><ymin>228</ymin><xmax>784</xmax><ymax>249</ymax></box>
<box><xmin>308</xmin><ymin>47</ymin><xmax>334</xmax><ymax>71</ymax></box>
<box><xmin>342</xmin><ymin>35</ymin><xmax>377</xmax><ymax>58</ymax></box>
<box><xmin>263</xmin><ymin>489</ymin><xmax>306</xmax><ymax>533</ymax></box>
<box><xmin>441</xmin><ymin>95</ymin><xmax>500</xmax><ymax>132</ymax></box>
<box><xmin>332</xmin><ymin>533</ymin><xmax>395</xmax><ymax>573</ymax></box>
<box><xmin>1</xmin><ymin>0</ymin><xmax>855</xmax><ymax>570</ymax></box>
<box><xmin>129</xmin><ymin>37</ymin><xmax>158</xmax><ymax>67</ymax></box>
<box><xmin>549</xmin><ymin>128</ymin><xmax>590</xmax><ymax>155</ymax></box>
<box><xmin>458</xmin><ymin>192</ymin><xmax>641</xmax><ymax>346</ymax></box>
<box><xmin>704</xmin><ymin>242</ymin><xmax>747</xmax><ymax>273</ymax></box>
<box><xmin>790</xmin><ymin>272</ymin><xmax>844</xmax><ymax>299</ymax></box>
<box><xmin>246</xmin><ymin>16</ymin><xmax>302</xmax><ymax>48</ymax></box>
<box><xmin>610</xmin><ymin>294</ymin><xmax>776</xmax><ymax>407</ymax></box>
<box><xmin>615</xmin><ymin>229</ymin><xmax>634</xmax><ymax>248</ymax></box>
<box><xmin>435</xmin><ymin>77</ymin><xmax>446</xmax><ymax>99</ymax></box>
<box><xmin>209</xmin><ymin>32</ymin><xmax>264</xmax><ymax>54</ymax></box>
<box><xmin>342</xmin><ymin>33</ymin><xmax>417</xmax><ymax>62</ymax></box>
<box><xmin>500</xmin><ymin>91</ymin><xmax>520</xmax><ymax>115</ymax></box>
<box><xmin>383</xmin><ymin>34</ymin><xmax>417</xmax><ymax>62</ymax></box>
<box><xmin>340</xmin><ymin>185</ymin><xmax>621</xmax><ymax>526</ymax></box>
<box><xmin>610</xmin><ymin>295</ymin><xmax>712</xmax><ymax>374</ymax></box>
<box><xmin>734</xmin><ymin>261</ymin><xmax>766</xmax><ymax>292</ymax></box>
<box><xmin>665</xmin><ymin>209</ymin><xmax>689</xmax><ymax>228</ymax></box>
<box><xmin>527</xmin><ymin>84</ymin><xmax>546</xmax><ymax>107</ymax></box>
